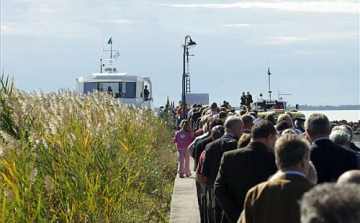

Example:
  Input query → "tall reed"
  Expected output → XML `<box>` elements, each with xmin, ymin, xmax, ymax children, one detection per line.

<box><xmin>0</xmin><ymin>76</ymin><xmax>176</xmax><ymax>222</ymax></box>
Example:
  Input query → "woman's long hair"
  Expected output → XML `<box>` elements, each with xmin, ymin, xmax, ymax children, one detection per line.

<box><xmin>179</xmin><ymin>120</ymin><xmax>190</xmax><ymax>131</ymax></box>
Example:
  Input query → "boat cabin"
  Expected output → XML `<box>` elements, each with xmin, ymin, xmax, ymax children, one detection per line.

<box><xmin>76</xmin><ymin>73</ymin><xmax>153</xmax><ymax>109</ymax></box>
<box><xmin>253</xmin><ymin>99</ymin><xmax>286</xmax><ymax>111</ymax></box>
<box><xmin>76</xmin><ymin>38</ymin><xmax>153</xmax><ymax>109</ymax></box>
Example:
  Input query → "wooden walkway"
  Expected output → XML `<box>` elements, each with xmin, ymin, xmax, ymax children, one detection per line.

<box><xmin>169</xmin><ymin>160</ymin><xmax>200</xmax><ymax>223</ymax></box>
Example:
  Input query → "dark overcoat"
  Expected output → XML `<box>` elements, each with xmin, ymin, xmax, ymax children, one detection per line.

<box><xmin>311</xmin><ymin>138</ymin><xmax>358</xmax><ymax>183</ymax></box>
<box><xmin>215</xmin><ymin>142</ymin><xmax>277</xmax><ymax>223</ymax></box>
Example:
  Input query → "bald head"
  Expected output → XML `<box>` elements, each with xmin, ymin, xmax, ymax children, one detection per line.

<box><xmin>224</xmin><ymin>116</ymin><xmax>244</xmax><ymax>139</ymax></box>
<box><xmin>337</xmin><ymin>170</ymin><xmax>360</xmax><ymax>185</ymax></box>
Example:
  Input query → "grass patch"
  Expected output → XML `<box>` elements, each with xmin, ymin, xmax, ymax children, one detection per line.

<box><xmin>0</xmin><ymin>75</ymin><xmax>177</xmax><ymax>222</ymax></box>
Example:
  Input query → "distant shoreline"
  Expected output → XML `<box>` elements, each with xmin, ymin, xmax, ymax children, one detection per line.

<box><xmin>290</xmin><ymin>105</ymin><xmax>360</xmax><ymax>111</ymax></box>
<box><xmin>300</xmin><ymin>109</ymin><xmax>360</xmax><ymax>111</ymax></box>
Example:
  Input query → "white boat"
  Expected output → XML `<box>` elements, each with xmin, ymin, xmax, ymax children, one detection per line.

<box><xmin>251</xmin><ymin>68</ymin><xmax>304</xmax><ymax>119</ymax></box>
<box><xmin>75</xmin><ymin>38</ymin><xmax>153</xmax><ymax>109</ymax></box>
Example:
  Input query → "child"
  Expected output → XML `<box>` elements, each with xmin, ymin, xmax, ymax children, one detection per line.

<box><xmin>173</xmin><ymin>120</ymin><xmax>194</xmax><ymax>178</ymax></box>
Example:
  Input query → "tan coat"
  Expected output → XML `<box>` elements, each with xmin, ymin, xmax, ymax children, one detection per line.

<box><xmin>238</xmin><ymin>173</ymin><xmax>314</xmax><ymax>223</ymax></box>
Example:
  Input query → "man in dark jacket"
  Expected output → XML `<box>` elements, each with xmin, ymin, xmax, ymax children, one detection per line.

<box><xmin>201</xmin><ymin>116</ymin><xmax>244</xmax><ymax>223</ymax></box>
<box><xmin>215</xmin><ymin>120</ymin><xmax>278</xmax><ymax>223</ymax></box>
<box><xmin>240</xmin><ymin>92</ymin><xmax>247</xmax><ymax>107</ymax></box>
<box><xmin>246</xmin><ymin>92</ymin><xmax>253</xmax><ymax>106</ymax></box>
<box><xmin>194</xmin><ymin>118</ymin><xmax>223</xmax><ymax>223</ymax></box>
<box><xmin>305</xmin><ymin>113</ymin><xmax>358</xmax><ymax>183</ymax></box>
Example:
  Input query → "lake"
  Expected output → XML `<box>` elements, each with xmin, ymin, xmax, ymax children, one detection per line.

<box><xmin>301</xmin><ymin>110</ymin><xmax>360</xmax><ymax>122</ymax></box>
<box><xmin>301</xmin><ymin>110</ymin><xmax>360</xmax><ymax>146</ymax></box>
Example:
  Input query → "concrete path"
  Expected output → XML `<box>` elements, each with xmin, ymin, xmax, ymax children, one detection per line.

<box><xmin>169</xmin><ymin>161</ymin><xmax>200</xmax><ymax>223</ymax></box>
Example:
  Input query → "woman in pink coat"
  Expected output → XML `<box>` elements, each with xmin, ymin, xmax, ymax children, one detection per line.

<box><xmin>173</xmin><ymin>120</ymin><xmax>194</xmax><ymax>178</ymax></box>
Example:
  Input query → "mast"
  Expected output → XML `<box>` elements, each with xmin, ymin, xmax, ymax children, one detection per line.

<box><xmin>268</xmin><ymin>67</ymin><xmax>272</xmax><ymax>101</ymax></box>
<box><xmin>103</xmin><ymin>38</ymin><xmax>119</xmax><ymax>73</ymax></box>
<box><xmin>108</xmin><ymin>37</ymin><xmax>113</xmax><ymax>59</ymax></box>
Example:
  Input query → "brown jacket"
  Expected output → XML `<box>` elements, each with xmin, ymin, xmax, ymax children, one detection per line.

<box><xmin>215</xmin><ymin>142</ymin><xmax>277</xmax><ymax>223</ymax></box>
<box><xmin>239</xmin><ymin>173</ymin><xmax>314</xmax><ymax>223</ymax></box>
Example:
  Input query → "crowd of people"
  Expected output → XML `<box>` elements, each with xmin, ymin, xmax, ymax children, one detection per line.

<box><xmin>171</xmin><ymin>101</ymin><xmax>360</xmax><ymax>223</ymax></box>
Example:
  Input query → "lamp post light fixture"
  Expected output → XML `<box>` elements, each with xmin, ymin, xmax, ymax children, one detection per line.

<box><xmin>182</xmin><ymin>35</ymin><xmax>197</xmax><ymax>120</ymax></box>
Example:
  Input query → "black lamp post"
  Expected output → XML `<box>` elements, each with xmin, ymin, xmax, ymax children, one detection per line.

<box><xmin>182</xmin><ymin>35</ymin><xmax>197</xmax><ymax>120</ymax></box>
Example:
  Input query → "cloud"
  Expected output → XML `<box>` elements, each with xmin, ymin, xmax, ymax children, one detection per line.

<box><xmin>98</xmin><ymin>19</ymin><xmax>135</xmax><ymax>25</ymax></box>
<box><xmin>263</xmin><ymin>32</ymin><xmax>359</xmax><ymax>45</ymax></box>
<box><xmin>265</xmin><ymin>36</ymin><xmax>310</xmax><ymax>45</ymax></box>
<box><xmin>157</xmin><ymin>1</ymin><xmax>358</xmax><ymax>14</ymax></box>
<box><xmin>110</xmin><ymin>20</ymin><xmax>134</xmax><ymax>24</ymax></box>
<box><xmin>293</xmin><ymin>50</ymin><xmax>323</xmax><ymax>55</ymax></box>
<box><xmin>1</xmin><ymin>1</ymin><xmax>136</xmax><ymax>38</ymax></box>
<box><xmin>223</xmin><ymin>24</ymin><xmax>251</xmax><ymax>27</ymax></box>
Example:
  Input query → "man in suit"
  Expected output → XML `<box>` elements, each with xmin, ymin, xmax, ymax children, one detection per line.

<box><xmin>195</xmin><ymin>118</ymin><xmax>224</xmax><ymax>168</ymax></box>
<box><xmin>246</xmin><ymin>92</ymin><xmax>253</xmax><ymax>106</ymax></box>
<box><xmin>196</xmin><ymin>125</ymin><xmax>225</xmax><ymax>223</ymax></box>
<box><xmin>239</xmin><ymin>134</ymin><xmax>315</xmax><ymax>223</ymax></box>
<box><xmin>215</xmin><ymin>120</ymin><xmax>278</xmax><ymax>223</ymax></box>
<box><xmin>332</xmin><ymin>125</ymin><xmax>360</xmax><ymax>152</ymax></box>
<box><xmin>201</xmin><ymin>116</ymin><xmax>244</xmax><ymax>223</ymax></box>
<box><xmin>240</xmin><ymin>92</ymin><xmax>247</xmax><ymax>107</ymax></box>
<box><xmin>305</xmin><ymin>113</ymin><xmax>358</xmax><ymax>183</ymax></box>
<box><xmin>194</xmin><ymin>118</ymin><xmax>223</xmax><ymax>223</ymax></box>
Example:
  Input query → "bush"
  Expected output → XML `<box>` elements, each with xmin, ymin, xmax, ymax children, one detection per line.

<box><xmin>0</xmin><ymin>76</ymin><xmax>176</xmax><ymax>222</ymax></box>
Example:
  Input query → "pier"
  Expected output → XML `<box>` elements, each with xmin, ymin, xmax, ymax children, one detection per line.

<box><xmin>169</xmin><ymin>161</ymin><xmax>200</xmax><ymax>223</ymax></box>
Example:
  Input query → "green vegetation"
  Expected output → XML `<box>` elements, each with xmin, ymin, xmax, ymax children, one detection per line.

<box><xmin>0</xmin><ymin>75</ymin><xmax>177</xmax><ymax>222</ymax></box>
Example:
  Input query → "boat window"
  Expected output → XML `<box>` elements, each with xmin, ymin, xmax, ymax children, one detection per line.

<box><xmin>254</xmin><ymin>102</ymin><xmax>266</xmax><ymax>110</ymax></box>
<box><xmin>98</xmin><ymin>82</ymin><xmax>119</xmax><ymax>97</ymax></box>
<box><xmin>120</xmin><ymin>82</ymin><xmax>136</xmax><ymax>98</ymax></box>
<box><xmin>276</xmin><ymin>101</ymin><xmax>284</xmax><ymax>109</ymax></box>
<box><xmin>83</xmin><ymin>82</ymin><xmax>137</xmax><ymax>99</ymax></box>
<box><xmin>84</xmin><ymin>82</ymin><xmax>97</xmax><ymax>94</ymax></box>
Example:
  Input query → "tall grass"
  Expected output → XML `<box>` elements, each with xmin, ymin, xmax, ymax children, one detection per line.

<box><xmin>0</xmin><ymin>75</ymin><xmax>176</xmax><ymax>222</ymax></box>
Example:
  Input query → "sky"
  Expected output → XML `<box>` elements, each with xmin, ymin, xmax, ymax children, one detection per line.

<box><xmin>1</xmin><ymin>0</ymin><xmax>359</xmax><ymax>107</ymax></box>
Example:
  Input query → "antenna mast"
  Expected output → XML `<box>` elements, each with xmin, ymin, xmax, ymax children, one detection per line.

<box><xmin>268</xmin><ymin>67</ymin><xmax>272</xmax><ymax>101</ymax></box>
<box><xmin>102</xmin><ymin>38</ymin><xmax>119</xmax><ymax>73</ymax></box>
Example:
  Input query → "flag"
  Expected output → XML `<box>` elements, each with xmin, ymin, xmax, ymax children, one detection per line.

<box><xmin>107</xmin><ymin>38</ymin><xmax>112</xmax><ymax>44</ymax></box>
<box><xmin>113</xmin><ymin>51</ymin><xmax>120</xmax><ymax>58</ymax></box>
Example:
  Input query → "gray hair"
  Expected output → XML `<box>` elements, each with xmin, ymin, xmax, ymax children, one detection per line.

<box><xmin>332</xmin><ymin>125</ymin><xmax>353</xmax><ymax>141</ymax></box>
<box><xmin>300</xmin><ymin>183</ymin><xmax>360</xmax><ymax>223</ymax></box>
<box><xmin>305</xmin><ymin>113</ymin><xmax>330</xmax><ymax>136</ymax></box>
<box><xmin>330</xmin><ymin>130</ymin><xmax>350</xmax><ymax>146</ymax></box>
<box><xmin>241</xmin><ymin>114</ymin><xmax>255</xmax><ymax>126</ymax></box>
<box><xmin>211</xmin><ymin>125</ymin><xmax>225</xmax><ymax>140</ymax></box>
<box><xmin>282</xmin><ymin>128</ymin><xmax>297</xmax><ymax>135</ymax></box>
<box><xmin>337</xmin><ymin>170</ymin><xmax>360</xmax><ymax>185</ymax></box>
<box><xmin>308</xmin><ymin>162</ymin><xmax>318</xmax><ymax>184</ymax></box>
<box><xmin>224</xmin><ymin>116</ymin><xmax>242</xmax><ymax>132</ymax></box>
<box><xmin>275</xmin><ymin>134</ymin><xmax>310</xmax><ymax>168</ymax></box>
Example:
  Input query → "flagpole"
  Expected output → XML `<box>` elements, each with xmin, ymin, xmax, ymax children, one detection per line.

<box><xmin>110</xmin><ymin>41</ymin><xmax>113</xmax><ymax>59</ymax></box>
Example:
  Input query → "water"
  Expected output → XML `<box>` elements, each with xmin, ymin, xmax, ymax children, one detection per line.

<box><xmin>301</xmin><ymin>110</ymin><xmax>360</xmax><ymax>122</ymax></box>
<box><xmin>354</xmin><ymin>135</ymin><xmax>360</xmax><ymax>147</ymax></box>
<box><xmin>301</xmin><ymin>110</ymin><xmax>360</xmax><ymax>146</ymax></box>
